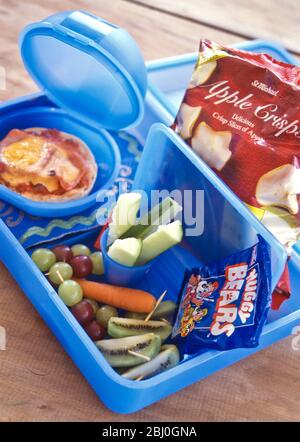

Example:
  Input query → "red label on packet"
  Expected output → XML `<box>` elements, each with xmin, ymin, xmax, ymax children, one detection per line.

<box><xmin>172</xmin><ymin>39</ymin><xmax>300</xmax><ymax>306</ymax></box>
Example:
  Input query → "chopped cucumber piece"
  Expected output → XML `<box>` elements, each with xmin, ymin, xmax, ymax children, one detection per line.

<box><xmin>136</xmin><ymin>220</ymin><xmax>183</xmax><ymax>266</ymax></box>
<box><xmin>108</xmin><ymin>237</ymin><xmax>142</xmax><ymax>267</ymax></box>
<box><xmin>108</xmin><ymin>192</ymin><xmax>142</xmax><ymax>242</ymax></box>
<box><xmin>122</xmin><ymin>197</ymin><xmax>182</xmax><ymax>240</ymax></box>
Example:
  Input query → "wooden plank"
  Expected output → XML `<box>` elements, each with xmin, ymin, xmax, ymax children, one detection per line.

<box><xmin>133</xmin><ymin>0</ymin><xmax>300</xmax><ymax>56</ymax></box>
<box><xmin>0</xmin><ymin>0</ymin><xmax>247</xmax><ymax>102</ymax></box>
<box><xmin>0</xmin><ymin>0</ymin><xmax>300</xmax><ymax>422</ymax></box>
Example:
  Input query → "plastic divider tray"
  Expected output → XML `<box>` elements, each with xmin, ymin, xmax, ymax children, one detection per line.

<box><xmin>0</xmin><ymin>40</ymin><xmax>299</xmax><ymax>413</ymax></box>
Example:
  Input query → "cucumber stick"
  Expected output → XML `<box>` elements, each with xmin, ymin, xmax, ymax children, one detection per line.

<box><xmin>121</xmin><ymin>197</ymin><xmax>182</xmax><ymax>240</ymax></box>
<box><xmin>109</xmin><ymin>192</ymin><xmax>142</xmax><ymax>242</ymax></box>
<box><xmin>136</xmin><ymin>220</ymin><xmax>183</xmax><ymax>266</ymax></box>
<box><xmin>108</xmin><ymin>237</ymin><xmax>142</xmax><ymax>267</ymax></box>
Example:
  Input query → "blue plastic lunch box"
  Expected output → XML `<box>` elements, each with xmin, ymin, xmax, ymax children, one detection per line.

<box><xmin>1</xmin><ymin>10</ymin><xmax>300</xmax><ymax>413</ymax></box>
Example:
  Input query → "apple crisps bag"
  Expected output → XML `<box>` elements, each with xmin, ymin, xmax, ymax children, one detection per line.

<box><xmin>172</xmin><ymin>39</ymin><xmax>300</xmax><ymax>307</ymax></box>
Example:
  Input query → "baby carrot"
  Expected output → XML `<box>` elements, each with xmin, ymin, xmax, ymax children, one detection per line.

<box><xmin>73</xmin><ymin>279</ymin><xmax>156</xmax><ymax>313</ymax></box>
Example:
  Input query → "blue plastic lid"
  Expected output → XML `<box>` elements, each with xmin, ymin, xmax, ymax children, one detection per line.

<box><xmin>19</xmin><ymin>10</ymin><xmax>147</xmax><ymax>131</ymax></box>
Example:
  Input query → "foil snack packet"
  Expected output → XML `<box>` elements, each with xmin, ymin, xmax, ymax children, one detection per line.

<box><xmin>172</xmin><ymin>237</ymin><xmax>271</xmax><ymax>352</ymax></box>
<box><xmin>172</xmin><ymin>39</ymin><xmax>300</xmax><ymax>306</ymax></box>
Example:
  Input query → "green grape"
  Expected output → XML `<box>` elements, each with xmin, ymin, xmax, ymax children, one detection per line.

<box><xmin>49</xmin><ymin>262</ymin><xmax>73</xmax><ymax>285</ymax></box>
<box><xmin>96</xmin><ymin>305</ymin><xmax>118</xmax><ymax>327</ymax></box>
<box><xmin>90</xmin><ymin>251</ymin><xmax>104</xmax><ymax>275</ymax></box>
<box><xmin>71</xmin><ymin>244</ymin><xmax>91</xmax><ymax>257</ymax></box>
<box><xmin>85</xmin><ymin>298</ymin><xmax>99</xmax><ymax>314</ymax></box>
<box><xmin>58</xmin><ymin>280</ymin><xmax>83</xmax><ymax>306</ymax></box>
<box><xmin>31</xmin><ymin>248</ymin><xmax>56</xmax><ymax>272</ymax></box>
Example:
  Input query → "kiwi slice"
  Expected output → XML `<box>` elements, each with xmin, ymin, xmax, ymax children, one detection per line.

<box><xmin>122</xmin><ymin>345</ymin><xmax>180</xmax><ymax>380</ymax></box>
<box><xmin>107</xmin><ymin>317</ymin><xmax>172</xmax><ymax>341</ymax></box>
<box><xmin>125</xmin><ymin>311</ymin><xmax>147</xmax><ymax>320</ymax></box>
<box><xmin>114</xmin><ymin>367</ymin><xmax>127</xmax><ymax>375</ymax></box>
<box><xmin>160</xmin><ymin>344</ymin><xmax>177</xmax><ymax>352</ymax></box>
<box><xmin>150</xmin><ymin>300</ymin><xmax>177</xmax><ymax>320</ymax></box>
<box><xmin>95</xmin><ymin>333</ymin><xmax>161</xmax><ymax>368</ymax></box>
<box><xmin>125</xmin><ymin>301</ymin><xmax>177</xmax><ymax>321</ymax></box>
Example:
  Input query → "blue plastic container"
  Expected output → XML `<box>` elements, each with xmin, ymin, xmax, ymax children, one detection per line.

<box><xmin>0</xmin><ymin>10</ymin><xmax>147</xmax><ymax>217</ymax></box>
<box><xmin>101</xmin><ymin>228</ymin><xmax>154</xmax><ymax>287</ymax></box>
<box><xmin>1</xmin><ymin>121</ymin><xmax>298</xmax><ymax>414</ymax></box>
<box><xmin>0</xmin><ymin>11</ymin><xmax>300</xmax><ymax>412</ymax></box>
<box><xmin>0</xmin><ymin>97</ymin><xmax>121</xmax><ymax>217</ymax></box>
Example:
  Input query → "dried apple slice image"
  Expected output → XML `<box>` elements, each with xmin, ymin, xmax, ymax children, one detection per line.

<box><xmin>191</xmin><ymin>121</ymin><xmax>232</xmax><ymax>171</ymax></box>
<box><xmin>260</xmin><ymin>206</ymin><xmax>300</xmax><ymax>255</ymax></box>
<box><xmin>256</xmin><ymin>164</ymin><xmax>300</xmax><ymax>215</ymax></box>
<box><xmin>176</xmin><ymin>103</ymin><xmax>202</xmax><ymax>139</ymax></box>
<box><xmin>188</xmin><ymin>60</ymin><xmax>217</xmax><ymax>88</ymax></box>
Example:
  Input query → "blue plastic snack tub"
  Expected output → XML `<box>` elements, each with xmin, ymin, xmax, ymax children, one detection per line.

<box><xmin>0</xmin><ymin>9</ymin><xmax>147</xmax><ymax>217</ymax></box>
<box><xmin>0</xmin><ymin>95</ymin><xmax>121</xmax><ymax>217</ymax></box>
<box><xmin>100</xmin><ymin>228</ymin><xmax>155</xmax><ymax>287</ymax></box>
<box><xmin>0</xmin><ymin>10</ymin><xmax>300</xmax><ymax>412</ymax></box>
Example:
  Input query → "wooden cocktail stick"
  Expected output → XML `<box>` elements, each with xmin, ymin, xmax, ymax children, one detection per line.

<box><xmin>160</xmin><ymin>318</ymin><xmax>171</xmax><ymax>325</ymax></box>
<box><xmin>135</xmin><ymin>375</ymin><xmax>145</xmax><ymax>381</ymax></box>
<box><xmin>128</xmin><ymin>350</ymin><xmax>151</xmax><ymax>362</ymax></box>
<box><xmin>56</xmin><ymin>270</ymin><xmax>65</xmax><ymax>284</ymax></box>
<box><xmin>144</xmin><ymin>290</ymin><xmax>167</xmax><ymax>322</ymax></box>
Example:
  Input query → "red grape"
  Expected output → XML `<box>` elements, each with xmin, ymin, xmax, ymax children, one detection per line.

<box><xmin>52</xmin><ymin>245</ymin><xmax>73</xmax><ymax>263</ymax></box>
<box><xmin>70</xmin><ymin>255</ymin><xmax>93</xmax><ymax>278</ymax></box>
<box><xmin>71</xmin><ymin>300</ymin><xmax>94</xmax><ymax>325</ymax></box>
<box><xmin>84</xmin><ymin>320</ymin><xmax>106</xmax><ymax>341</ymax></box>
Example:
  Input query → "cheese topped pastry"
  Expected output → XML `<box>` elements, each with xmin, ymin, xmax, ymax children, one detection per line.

<box><xmin>0</xmin><ymin>128</ymin><xmax>97</xmax><ymax>202</ymax></box>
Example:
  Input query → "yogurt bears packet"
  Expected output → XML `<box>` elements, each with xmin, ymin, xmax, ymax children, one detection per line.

<box><xmin>172</xmin><ymin>39</ymin><xmax>300</xmax><ymax>307</ymax></box>
<box><xmin>172</xmin><ymin>236</ymin><xmax>271</xmax><ymax>352</ymax></box>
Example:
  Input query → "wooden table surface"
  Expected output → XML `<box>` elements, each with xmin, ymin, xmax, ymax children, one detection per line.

<box><xmin>0</xmin><ymin>0</ymin><xmax>300</xmax><ymax>422</ymax></box>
